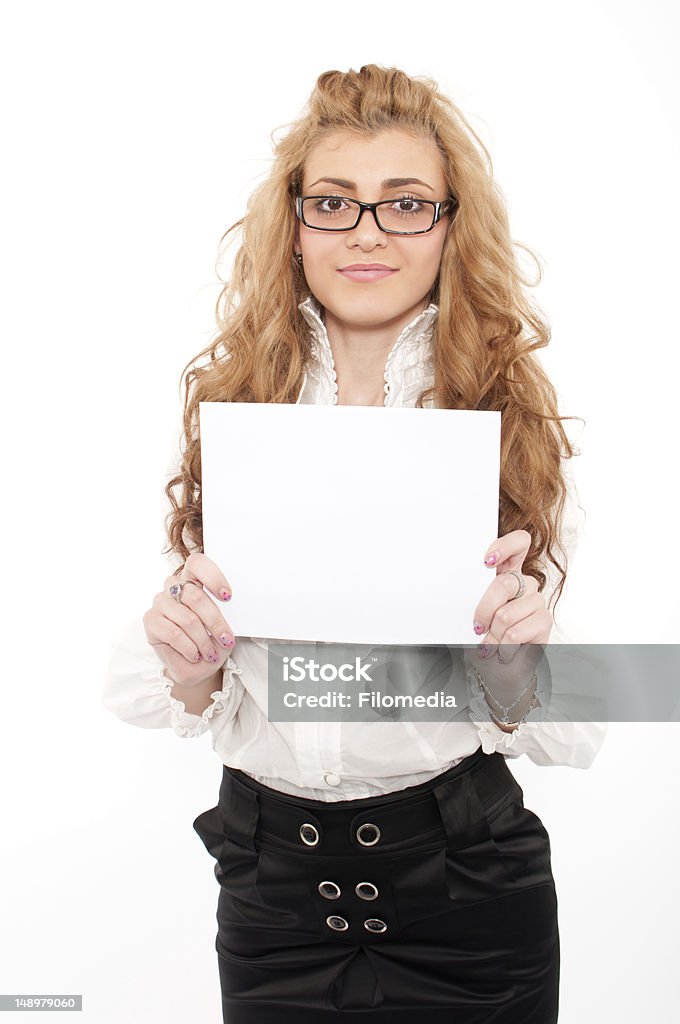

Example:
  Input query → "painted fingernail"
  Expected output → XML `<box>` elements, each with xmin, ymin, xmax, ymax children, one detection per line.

<box><xmin>479</xmin><ymin>644</ymin><xmax>491</xmax><ymax>657</ymax></box>
<box><xmin>221</xmin><ymin>589</ymin><xmax>232</xmax><ymax>601</ymax></box>
<box><xmin>473</xmin><ymin>621</ymin><xmax>485</xmax><ymax>634</ymax></box>
<box><xmin>484</xmin><ymin>552</ymin><xmax>498</xmax><ymax>566</ymax></box>
<box><xmin>219</xmin><ymin>634</ymin><xmax>235</xmax><ymax>648</ymax></box>
<box><xmin>194</xmin><ymin>653</ymin><xmax>202</xmax><ymax>662</ymax></box>
<box><xmin>208</xmin><ymin>649</ymin><xmax>218</xmax><ymax>662</ymax></box>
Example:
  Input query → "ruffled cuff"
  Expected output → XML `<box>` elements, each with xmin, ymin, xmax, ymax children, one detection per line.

<box><xmin>466</xmin><ymin>663</ymin><xmax>607</xmax><ymax>767</ymax></box>
<box><xmin>157</xmin><ymin>657</ymin><xmax>244</xmax><ymax>738</ymax></box>
<box><xmin>467</xmin><ymin>663</ymin><xmax>546</xmax><ymax>758</ymax></box>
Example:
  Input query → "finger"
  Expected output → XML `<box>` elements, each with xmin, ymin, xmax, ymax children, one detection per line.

<box><xmin>486</xmin><ymin>591</ymin><xmax>545</xmax><ymax>648</ymax></box>
<box><xmin>144</xmin><ymin>606</ymin><xmax>206</xmax><ymax>665</ymax></box>
<box><xmin>157</xmin><ymin>588</ymin><xmax>235</xmax><ymax>664</ymax></box>
<box><xmin>487</xmin><ymin>594</ymin><xmax>548</xmax><ymax>662</ymax></box>
<box><xmin>494</xmin><ymin>611</ymin><xmax>552</xmax><ymax>668</ymax></box>
<box><xmin>182</xmin><ymin>551</ymin><xmax>233</xmax><ymax>602</ymax></box>
<box><xmin>164</xmin><ymin>582</ymin><xmax>236</xmax><ymax>651</ymax></box>
<box><xmin>480</xmin><ymin>605</ymin><xmax>552</xmax><ymax>664</ymax></box>
<box><xmin>152</xmin><ymin>588</ymin><xmax>221</xmax><ymax>663</ymax></box>
<box><xmin>473</xmin><ymin>573</ymin><xmax>539</xmax><ymax>640</ymax></box>
<box><xmin>154</xmin><ymin>591</ymin><xmax>219</xmax><ymax>662</ymax></box>
<box><xmin>470</xmin><ymin>620</ymin><xmax>548</xmax><ymax>697</ymax></box>
<box><xmin>483</xmin><ymin>530</ymin><xmax>532</xmax><ymax>574</ymax></box>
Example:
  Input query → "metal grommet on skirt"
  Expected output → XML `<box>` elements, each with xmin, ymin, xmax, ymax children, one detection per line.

<box><xmin>318</xmin><ymin>880</ymin><xmax>341</xmax><ymax>900</ymax></box>
<box><xmin>196</xmin><ymin>746</ymin><xmax>560</xmax><ymax>1023</ymax></box>
<box><xmin>326</xmin><ymin>915</ymin><xmax>349</xmax><ymax>932</ymax></box>
<box><xmin>355</xmin><ymin>881</ymin><xmax>378</xmax><ymax>900</ymax></box>
<box><xmin>299</xmin><ymin>822</ymin><xmax>319</xmax><ymax>846</ymax></box>
<box><xmin>356</xmin><ymin>822</ymin><xmax>381</xmax><ymax>846</ymax></box>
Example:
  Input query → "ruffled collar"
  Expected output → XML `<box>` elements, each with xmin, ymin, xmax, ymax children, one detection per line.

<box><xmin>296</xmin><ymin>293</ymin><xmax>439</xmax><ymax>408</ymax></box>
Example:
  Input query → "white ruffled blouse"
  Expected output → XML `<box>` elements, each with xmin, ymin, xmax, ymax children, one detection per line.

<box><xmin>102</xmin><ymin>294</ymin><xmax>606</xmax><ymax>799</ymax></box>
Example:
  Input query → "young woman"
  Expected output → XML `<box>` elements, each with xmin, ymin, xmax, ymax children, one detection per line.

<box><xmin>104</xmin><ymin>65</ymin><xmax>606</xmax><ymax>1023</ymax></box>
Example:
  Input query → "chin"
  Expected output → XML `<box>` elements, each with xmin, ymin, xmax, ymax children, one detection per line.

<box><xmin>328</xmin><ymin>298</ymin><xmax>397</xmax><ymax>325</ymax></box>
<box><xmin>324</xmin><ymin>288</ymin><xmax>410</xmax><ymax>323</ymax></box>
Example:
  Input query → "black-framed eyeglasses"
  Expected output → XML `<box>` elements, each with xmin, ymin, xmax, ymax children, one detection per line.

<box><xmin>295</xmin><ymin>194</ymin><xmax>458</xmax><ymax>235</ymax></box>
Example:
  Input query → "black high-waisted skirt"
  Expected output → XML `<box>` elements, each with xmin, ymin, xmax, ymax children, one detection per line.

<box><xmin>193</xmin><ymin>747</ymin><xmax>559</xmax><ymax>1023</ymax></box>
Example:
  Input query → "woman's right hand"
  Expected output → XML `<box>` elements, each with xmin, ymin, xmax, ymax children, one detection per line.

<box><xmin>142</xmin><ymin>552</ymin><xmax>236</xmax><ymax>689</ymax></box>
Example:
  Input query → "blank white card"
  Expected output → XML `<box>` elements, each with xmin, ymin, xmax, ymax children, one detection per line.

<box><xmin>200</xmin><ymin>402</ymin><xmax>501</xmax><ymax>645</ymax></box>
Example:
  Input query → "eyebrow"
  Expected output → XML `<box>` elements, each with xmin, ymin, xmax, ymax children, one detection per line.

<box><xmin>306</xmin><ymin>176</ymin><xmax>434</xmax><ymax>192</ymax></box>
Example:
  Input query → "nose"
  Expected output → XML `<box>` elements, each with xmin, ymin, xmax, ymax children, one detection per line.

<box><xmin>348</xmin><ymin>205</ymin><xmax>386</xmax><ymax>245</ymax></box>
<box><xmin>356</xmin><ymin>206</ymin><xmax>381</xmax><ymax>230</ymax></box>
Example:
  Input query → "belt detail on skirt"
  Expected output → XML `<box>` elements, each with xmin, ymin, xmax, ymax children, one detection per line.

<box><xmin>223</xmin><ymin>746</ymin><xmax>520</xmax><ymax>856</ymax></box>
<box><xmin>192</xmin><ymin>747</ymin><xmax>559</xmax><ymax>1022</ymax></box>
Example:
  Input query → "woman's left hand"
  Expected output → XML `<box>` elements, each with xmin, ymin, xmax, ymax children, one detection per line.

<box><xmin>469</xmin><ymin>530</ymin><xmax>553</xmax><ymax>699</ymax></box>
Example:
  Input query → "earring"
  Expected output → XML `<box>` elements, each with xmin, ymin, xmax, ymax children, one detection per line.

<box><xmin>295</xmin><ymin>252</ymin><xmax>303</xmax><ymax>264</ymax></box>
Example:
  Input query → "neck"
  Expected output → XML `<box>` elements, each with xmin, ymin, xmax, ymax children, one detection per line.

<box><xmin>323</xmin><ymin>298</ymin><xmax>430</xmax><ymax>377</ymax></box>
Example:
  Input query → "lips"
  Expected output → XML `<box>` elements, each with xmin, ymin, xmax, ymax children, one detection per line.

<box><xmin>340</xmin><ymin>264</ymin><xmax>396</xmax><ymax>271</ymax></box>
<box><xmin>338</xmin><ymin>266</ymin><xmax>399</xmax><ymax>283</ymax></box>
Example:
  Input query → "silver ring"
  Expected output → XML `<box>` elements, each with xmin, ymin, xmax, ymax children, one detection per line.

<box><xmin>168</xmin><ymin>579</ymin><xmax>201</xmax><ymax>604</ymax></box>
<box><xmin>502</xmin><ymin>570</ymin><xmax>526</xmax><ymax>600</ymax></box>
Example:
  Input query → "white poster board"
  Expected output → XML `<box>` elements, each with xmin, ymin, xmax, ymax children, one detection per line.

<box><xmin>200</xmin><ymin>402</ymin><xmax>501</xmax><ymax>644</ymax></box>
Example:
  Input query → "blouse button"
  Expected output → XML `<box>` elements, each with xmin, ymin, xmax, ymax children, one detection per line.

<box><xmin>323</xmin><ymin>771</ymin><xmax>341</xmax><ymax>787</ymax></box>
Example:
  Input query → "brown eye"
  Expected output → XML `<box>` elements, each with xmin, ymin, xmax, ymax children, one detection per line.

<box><xmin>313</xmin><ymin>196</ymin><xmax>349</xmax><ymax>215</ymax></box>
<box><xmin>390</xmin><ymin>196</ymin><xmax>426</xmax><ymax>215</ymax></box>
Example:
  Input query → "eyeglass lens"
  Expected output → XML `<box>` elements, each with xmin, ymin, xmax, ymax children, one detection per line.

<box><xmin>302</xmin><ymin>196</ymin><xmax>437</xmax><ymax>232</ymax></box>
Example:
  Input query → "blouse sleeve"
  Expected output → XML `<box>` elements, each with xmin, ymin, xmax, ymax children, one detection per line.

<box><xmin>102</xmin><ymin>613</ymin><xmax>245</xmax><ymax>739</ymax></box>
<box><xmin>466</xmin><ymin>451</ymin><xmax>608</xmax><ymax>768</ymax></box>
<box><xmin>101</xmin><ymin>405</ymin><xmax>246</xmax><ymax>739</ymax></box>
<box><xmin>467</xmin><ymin>661</ymin><xmax>608</xmax><ymax>768</ymax></box>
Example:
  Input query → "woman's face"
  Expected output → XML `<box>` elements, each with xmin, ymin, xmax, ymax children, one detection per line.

<box><xmin>296</xmin><ymin>128</ymin><xmax>451</xmax><ymax>326</ymax></box>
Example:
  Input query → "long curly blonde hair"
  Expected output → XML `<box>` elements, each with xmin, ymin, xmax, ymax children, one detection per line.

<box><xmin>164</xmin><ymin>63</ymin><xmax>582</xmax><ymax>616</ymax></box>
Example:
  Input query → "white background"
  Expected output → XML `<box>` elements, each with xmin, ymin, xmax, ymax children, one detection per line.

<box><xmin>1</xmin><ymin>0</ymin><xmax>678</xmax><ymax>1020</ymax></box>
